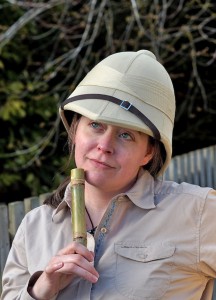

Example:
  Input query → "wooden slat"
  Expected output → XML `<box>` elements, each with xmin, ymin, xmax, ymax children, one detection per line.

<box><xmin>192</xmin><ymin>150</ymin><xmax>200</xmax><ymax>186</ymax></box>
<box><xmin>24</xmin><ymin>196</ymin><xmax>39</xmax><ymax>214</ymax></box>
<box><xmin>213</xmin><ymin>146</ymin><xmax>216</xmax><ymax>188</ymax></box>
<box><xmin>0</xmin><ymin>204</ymin><xmax>10</xmax><ymax>294</ymax></box>
<box><xmin>8</xmin><ymin>201</ymin><xmax>25</xmax><ymax>241</ymax></box>
<box><xmin>39</xmin><ymin>192</ymin><xmax>52</xmax><ymax>206</ymax></box>
<box><xmin>186</xmin><ymin>152</ymin><xmax>192</xmax><ymax>183</ymax></box>
<box><xmin>201</xmin><ymin>148</ymin><xmax>207</xmax><ymax>187</ymax></box>
<box><xmin>173</xmin><ymin>156</ymin><xmax>178</xmax><ymax>182</ymax></box>
<box><xmin>206</xmin><ymin>147</ymin><xmax>213</xmax><ymax>188</ymax></box>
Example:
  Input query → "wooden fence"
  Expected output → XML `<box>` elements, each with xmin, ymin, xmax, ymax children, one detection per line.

<box><xmin>0</xmin><ymin>193</ymin><xmax>51</xmax><ymax>293</ymax></box>
<box><xmin>1</xmin><ymin>144</ymin><xmax>216</xmax><ymax>297</ymax></box>
<box><xmin>164</xmin><ymin>144</ymin><xmax>216</xmax><ymax>188</ymax></box>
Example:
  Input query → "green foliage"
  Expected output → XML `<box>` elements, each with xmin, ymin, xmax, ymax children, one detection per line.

<box><xmin>0</xmin><ymin>97</ymin><xmax>26</xmax><ymax>121</ymax></box>
<box><xmin>0</xmin><ymin>173</ymin><xmax>20</xmax><ymax>187</ymax></box>
<box><xmin>0</xmin><ymin>0</ymin><xmax>216</xmax><ymax>203</ymax></box>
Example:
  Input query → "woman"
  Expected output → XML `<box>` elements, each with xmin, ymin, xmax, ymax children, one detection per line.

<box><xmin>1</xmin><ymin>50</ymin><xmax>216</xmax><ymax>300</ymax></box>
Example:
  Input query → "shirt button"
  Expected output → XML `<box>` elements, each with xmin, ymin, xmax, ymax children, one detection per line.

<box><xmin>138</xmin><ymin>253</ymin><xmax>148</xmax><ymax>260</ymax></box>
<box><xmin>100</xmin><ymin>227</ymin><xmax>107</xmax><ymax>234</ymax></box>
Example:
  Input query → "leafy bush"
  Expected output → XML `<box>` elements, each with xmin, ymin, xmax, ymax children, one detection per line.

<box><xmin>0</xmin><ymin>0</ymin><xmax>215</xmax><ymax>202</ymax></box>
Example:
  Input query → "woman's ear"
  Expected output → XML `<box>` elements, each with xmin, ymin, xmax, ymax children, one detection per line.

<box><xmin>142</xmin><ymin>143</ymin><xmax>155</xmax><ymax>166</ymax></box>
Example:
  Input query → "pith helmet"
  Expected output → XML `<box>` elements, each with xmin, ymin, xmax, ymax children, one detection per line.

<box><xmin>60</xmin><ymin>50</ymin><xmax>176</xmax><ymax>174</ymax></box>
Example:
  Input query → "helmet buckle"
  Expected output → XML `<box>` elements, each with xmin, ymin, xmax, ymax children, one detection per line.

<box><xmin>120</xmin><ymin>100</ymin><xmax>132</xmax><ymax>111</ymax></box>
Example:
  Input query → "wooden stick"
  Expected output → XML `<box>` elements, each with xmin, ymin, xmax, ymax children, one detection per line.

<box><xmin>71</xmin><ymin>168</ymin><xmax>87</xmax><ymax>246</ymax></box>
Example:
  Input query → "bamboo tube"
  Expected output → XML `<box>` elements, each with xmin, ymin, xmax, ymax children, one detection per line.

<box><xmin>71</xmin><ymin>168</ymin><xmax>87</xmax><ymax>246</ymax></box>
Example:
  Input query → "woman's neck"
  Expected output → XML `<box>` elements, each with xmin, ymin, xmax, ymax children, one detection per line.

<box><xmin>84</xmin><ymin>183</ymin><xmax>115</xmax><ymax>228</ymax></box>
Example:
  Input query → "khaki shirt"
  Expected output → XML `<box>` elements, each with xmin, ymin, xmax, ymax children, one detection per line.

<box><xmin>1</xmin><ymin>170</ymin><xmax>216</xmax><ymax>300</ymax></box>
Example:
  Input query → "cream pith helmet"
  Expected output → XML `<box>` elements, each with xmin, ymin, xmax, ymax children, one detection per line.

<box><xmin>59</xmin><ymin>50</ymin><xmax>176</xmax><ymax>174</ymax></box>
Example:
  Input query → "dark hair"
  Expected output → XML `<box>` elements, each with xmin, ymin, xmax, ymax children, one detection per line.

<box><xmin>44</xmin><ymin>114</ymin><xmax>166</xmax><ymax>208</ymax></box>
<box><xmin>44</xmin><ymin>114</ymin><xmax>80</xmax><ymax>208</ymax></box>
<box><xmin>144</xmin><ymin>137</ymin><xmax>166</xmax><ymax>177</ymax></box>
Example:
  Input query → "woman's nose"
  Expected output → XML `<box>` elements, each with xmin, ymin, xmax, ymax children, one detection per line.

<box><xmin>97</xmin><ymin>132</ymin><xmax>115</xmax><ymax>154</ymax></box>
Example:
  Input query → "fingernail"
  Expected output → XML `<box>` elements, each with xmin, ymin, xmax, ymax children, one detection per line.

<box><xmin>55</xmin><ymin>262</ymin><xmax>63</xmax><ymax>268</ymax></box>
<box><xmin>92</xmin><ymin>275</ymin><xmax>99</xmax><ymax>283</ymax></box>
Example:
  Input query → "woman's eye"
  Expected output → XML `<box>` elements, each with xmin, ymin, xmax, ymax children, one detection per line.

<box><xmin>119</xmin><ymin>132</ymin><xmax>133</xmax><ymax>140</ymax></box>
<box><xmin>90</xmin><ymin>122</ymin><xmax>101</xmax><ymax>129</ymax></box>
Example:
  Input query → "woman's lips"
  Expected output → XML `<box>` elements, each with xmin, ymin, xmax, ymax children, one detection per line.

<box><xmin>90</xmin><ymin>158</ymin><xmax>114</xmax><ymax>168</ymax></box>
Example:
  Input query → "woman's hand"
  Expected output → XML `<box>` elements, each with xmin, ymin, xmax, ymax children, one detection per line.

<box><xmin>29</xmin><ymin>242</ymin><xmax>99</xmax><ymax>299</ymax></box>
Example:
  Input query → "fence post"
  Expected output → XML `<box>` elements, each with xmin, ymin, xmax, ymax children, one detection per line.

<box><xmin>24</xmin><ymin>196</ymin><xmax>39</xmax><ymax>214</ymax></box>
<box><xmin>8</xmin><ymin>201</ymin><xmax>25</xmax><ymax>241</ymax></box>
<box><xmin>0</xmin><ymin>204</ymin><xmax>10</xmax><ymax>294</ymax></box>
<box><xmin>39</xmin><ymin>192</ymin><xmax>52</xmax><ymax>206</ymax></box>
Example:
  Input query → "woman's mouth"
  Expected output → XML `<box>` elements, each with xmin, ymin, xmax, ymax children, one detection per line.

<box><xmin>90</xmin><ymin>158</ymin><xmax>113</xmax><ymax>169</ymax></box>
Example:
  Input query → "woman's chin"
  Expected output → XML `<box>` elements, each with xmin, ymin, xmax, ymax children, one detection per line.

<box><xmin>85</xmin><ymin>171</ymin><xmax>111</xmax><ymax>188</ymax></box>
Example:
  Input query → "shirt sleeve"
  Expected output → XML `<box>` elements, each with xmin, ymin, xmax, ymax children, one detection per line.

<box><xmin>199</xmin><ymin>189</ymin><xmax>216</xmax><ymax>278</ymax></box>
<box><xmin>1</xmin><ymin>220</ymin><xmax>36</xmax><ymax>300</ymax></box>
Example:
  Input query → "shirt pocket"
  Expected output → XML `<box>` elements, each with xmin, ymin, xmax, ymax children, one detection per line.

<box><xmin>114</xmin><ymin>240</ymin><xmax>175</xmax><ymax>299</ymax></box>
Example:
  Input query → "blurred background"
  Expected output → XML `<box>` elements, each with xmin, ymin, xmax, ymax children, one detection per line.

<box><xmin>0</xmin><ymin>0</ymin><xmax>216</xmax><ymax>203</ymax></box>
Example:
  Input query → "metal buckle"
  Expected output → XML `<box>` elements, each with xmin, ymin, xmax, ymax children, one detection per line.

<box><xmin>120</xmin><ymin>100</ymin><xmax>132</xmax><ymax>111</ymax></box>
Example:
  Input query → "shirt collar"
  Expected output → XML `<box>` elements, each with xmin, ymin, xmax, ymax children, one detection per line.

<box><xmin>52</xmin><ymin>168</ymin><xmax>156</xmax><ymax>221</ymax></box>
<box><xmin>124</xmin><ymin>169</ymin><xmax>156</xmax><ymax>209</ymax></box>
<box><xmin>52</xmin><ymin>183</ymin><xmax>72</xmax><ymax>221</ymax></box>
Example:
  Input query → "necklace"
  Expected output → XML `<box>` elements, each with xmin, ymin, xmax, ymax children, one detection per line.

<box><xmin>85</xmin><ymin>206</ymin><xmax>97</xmax><ymax>235</ymax></box>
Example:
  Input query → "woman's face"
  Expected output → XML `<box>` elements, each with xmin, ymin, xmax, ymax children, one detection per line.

<box><xmin>74</xmin><ymin>116</ymin><xmax>154</xmax><ymax>194</ymax></box>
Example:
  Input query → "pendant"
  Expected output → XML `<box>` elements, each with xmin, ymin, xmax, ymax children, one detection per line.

<box><xmin>87</xmin><ymin>226</ymin><xmax>97</xmax><ymax>235</ymax></box>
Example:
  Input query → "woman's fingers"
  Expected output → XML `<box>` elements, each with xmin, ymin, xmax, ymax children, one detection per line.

<box><xmin>45</xmin><ymin>261</ymin><xmax>64</xmax><ymax>274</ymax></box>
<box><xmin>57</xmin><ymin>241</ymin><xmax>94</xmax><ymax>261</ymax></box>
<box><xmin>58</xmin><ymin>259</ymin><xmax>99</xmax><ymax>283</ymax></box>
<box><xmin>47</xmin><ymin>254</ymin><xmax>99</xmax><ymax>283</ymax></box>
<box><xmin>30</xmin><ymin>243</ymin><xmax>99</xmax><ymax>299</ymax></box>
<box><xmin>44</xmin><ymin>243</ymin><xmax>99</xmax><ymax>283</ymax></box>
